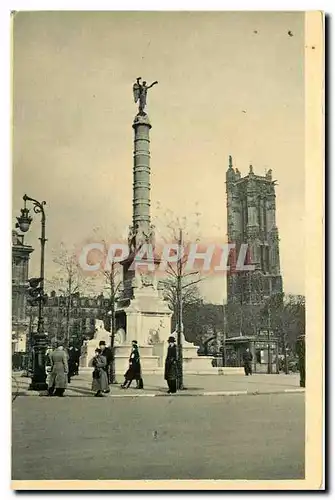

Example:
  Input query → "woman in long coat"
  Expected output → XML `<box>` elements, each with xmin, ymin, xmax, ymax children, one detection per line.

<box><xmin>121</xmin><ymin>341</ymin><xmax>143</xmax><ymax>389</ymax></box>
<box><xmin>48</xmin><ymin>343</ymin><xmax>68</xmax><ymax>397</ymax></box>
<box><xmin>92</xmin><ymin>348</ymin><xmax>109</xmax><ymax>397</ymax></box>
<box><xmin>164</xmin><ymin>336</ymin><xmax>178</xmax><ymax>394</ymax></box>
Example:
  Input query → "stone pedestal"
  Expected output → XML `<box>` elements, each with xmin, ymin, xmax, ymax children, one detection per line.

<box><xmin>114</xmin><ymin>344</ymin><xmax>160</xmax><ymax>374</ymax></box>
<box><xmin>79</xmin><ymin>320</ymin><xmax>110</xmax><ymax>368</ymax></box>
<box><xmin>116</xmin><ymin>279</ymin><xmax>172</xmax><ymax>342</ymax></box>
<box><xmin>79</xmin><ymin>320</ymin><xmax>216</xmax><ymax>374</ymax></box>
<box><xmin>173</xmin><ymin>329</ymin><xmax>214</xmax><ymax>373</ymax></box>
<box><xmin>113</xmin><ymin>269</ymin><xmax>173</xmax><ymax>371</ymax></box>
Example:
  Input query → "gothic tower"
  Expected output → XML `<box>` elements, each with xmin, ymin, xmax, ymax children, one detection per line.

<box><xmin>226</xmin><ymin>156</ymin><xmax>283</xmax><ymax>336</ymax></box>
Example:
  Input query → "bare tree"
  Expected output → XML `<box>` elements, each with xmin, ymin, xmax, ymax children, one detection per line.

<box><xmin>90</xmin><ymin>226</ymin><xmax>123</xmax><ymax>331</ymax></box>
<box><xmin>162</xmin><ymin>275</ymin><xmax>200</xmax><ymax>315</ymax></box>
<box><xmin>101</xmin><ymin>255</ymin><xmax>122</xmax><ymax>384</ymax></box>
<box><xmin>154</xmin><ymin>205</ymin><xmax>206</xmax><ymax>390</ymax></box>
<box><xmin>48</xmin><ymin>243</ymin><xmax>94</xmax><ymax>347</ymax></box>
<box><xmin>154</xmin><ymin>203</ymin><xmax>206</xmax><ymax>312</ymax></box>
<box><xmin>89</xmin><ymin>226</ymin><xmax>124</xmax><ymax>384</ymax></box>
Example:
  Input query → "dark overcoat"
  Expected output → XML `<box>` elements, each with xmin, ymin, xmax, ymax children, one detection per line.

<box><xmin>164</xmin><ymin>344</ymin><xmax>178</xmax><ymax>381</ymax></box>
<box><xmin>68</xmin><ymin>348</ymin><xmax>78</xmax><ymax>375</ymax></box>
<box><xmin>48</xmin><ymin>348</ymin><xmax>68</xmax><ymax>390</ymax></box>
<box><xmin>91</xmin><ymin>354</ymin><xmax>109</xmax><ymax>392</ymax></box>
<box><xmin>242</xmin><ymin>351</ymin><xmax>253</xmax><ymax>364</ymax></box>
<box><xmin>124</xmin><ymin>346</ymin><xmax>141</xmax><ymax>380</ymax></box>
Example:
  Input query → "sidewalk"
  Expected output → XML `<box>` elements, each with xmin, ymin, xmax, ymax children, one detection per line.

<box><xmin>12</xmin><ymin>371</ymin><xmax>304</xmax><ymax>399</ymax></box>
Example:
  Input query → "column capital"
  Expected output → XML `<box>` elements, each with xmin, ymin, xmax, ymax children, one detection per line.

<box><xmin>133</xmin><ymin>113</ymin><xmax>152</xmax><ymax>128</ymax></box>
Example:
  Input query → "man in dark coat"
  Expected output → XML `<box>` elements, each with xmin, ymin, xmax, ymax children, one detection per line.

<box><xmin>121</xmin><ymin>341</ymin><xmax>143</xmax><ymax>389</ymax></box>
<box><xmin>164</xmin><ymin>336</ymin><xmax>178</xmax><ymax>394</ymax></box>
<box><xmin>242</xmin><ymin>347</ymin><xmax>253</xmax><ymax>376</ymax></box>
<box><xmin>72</xmin><ymin>345</ymin><xmax>80</xmax><ymax>375</ymax></box>
<box><xmin>99</xmin><ymin>341</ymin><xmax>112</xmax><ymax>391</ymax></box>
<box><xmin>67</xmin><ymin>345</ymin><xmax>78</xmax><ymax>383</ymax></box>
<box><xmin>76</xmin><ymin>347</ymin><xmax>81</xmax><ymax>374</ymax></box>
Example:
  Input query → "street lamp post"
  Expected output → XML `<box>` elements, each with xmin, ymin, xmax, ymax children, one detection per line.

<box><xmin>107</xmin><ymin>261</ymin><xmax>118</xmax><ymax>384</ymax></box>
<box><xmin>16</xmin><ymin>194</ymin><xmax>48</xmax><ymax>391</ymax></box>
<box><xmin>176</xmin><ymin>228</ymin><xmax>184</xmax><ymax>391</ymax></box>
<box><xmin>25</xmin><ymin>309</ymin><xmax>34</xmax><ymax>377</ymax></box>
<box><xmin>107</xmin><ymin>308</ymin><xmax>117</xmax><ymax>385</ymax></box>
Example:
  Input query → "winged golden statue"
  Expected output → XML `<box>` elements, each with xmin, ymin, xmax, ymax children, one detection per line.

<box><xmin>133</xmin><ymin>77</ymin><xmax>158</xmax><ymax>115</ymax></box>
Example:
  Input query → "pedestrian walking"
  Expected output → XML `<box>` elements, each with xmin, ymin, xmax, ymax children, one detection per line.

<box><xmin>121</xmin><ymin>340</ymin><xmax>143</xmax><ymax>389</ymax></box>
<box><xmin>92</xmin><ymin>348</ymin><xmax>109</xmax><ymax>397</ymax></box>
<box><xmin>99</xmin><ymin>340</ymin><xmax>112</xmax><ymax>390</ymax></box>
<box><xmin>164</xmin><ymin>336</ymin><xmax>178</xmax><ymax>394</ymax></box>
<box><xmin>45</xmin><ymin>345</ymin><xmax>52</xmax><ymax>382</ymax></box>
<box><xmin>74</xmin><ymin>346</ymin><xmax>80</xmax><ymax>375</ymax></box>
<box><xmin>242</xmin><ymin>347</ymin><xmax>253</xmax><ymax>376</ymax></box>
<box><xmin>48</xmin><ymin>341</ymin><xmax>68</xmax><ymax>397</ymax></box>
<box><xmin>67</xmin><ymin>345</ymin><xmax>77</xmax><ymax>384</ymax></box>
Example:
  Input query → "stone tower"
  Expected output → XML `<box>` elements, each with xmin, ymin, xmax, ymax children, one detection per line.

<box><xmin>225</xmin><ymin>156</ymin><xmax>283</xmax><ymax>335</ymax></box>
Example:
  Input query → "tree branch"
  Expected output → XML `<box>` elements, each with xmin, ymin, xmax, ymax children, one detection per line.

<box><xmin>181</xmin><ymin>277</ymin><xmax>205</xmax><ymax>289</ymax></box>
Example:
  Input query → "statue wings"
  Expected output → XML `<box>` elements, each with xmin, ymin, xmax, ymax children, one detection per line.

<box><xmin>133</xmin><ymin>82</ymin><xmax>140</xmax><ymax>103</ymax></box>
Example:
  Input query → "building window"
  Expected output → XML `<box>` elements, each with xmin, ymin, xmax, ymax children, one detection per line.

<box><xmin>265</xmin><ymin>246</ymin><xmax>270</xmax><ymax>273</ymax></box>
<box><xmin>260</xmin><ymin>245</ymin><xmax>270</xmax><ymax>274</ymax></box>
<box><xmin>263</xmin><ymin>202</ymin><xmax>268</xmax><ymax>239</ymax></box>
<box><xmin>258</xmin><ymin>197</ymin><xmax>262</xmax><ymax>230</ymax></box>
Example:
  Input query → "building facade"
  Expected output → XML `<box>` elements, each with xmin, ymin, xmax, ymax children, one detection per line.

<box><xmin>12</xmin><ymin>230</ymin><xmax>34</xmax><ymax>352</ymax></box>
<box><xmin>225</xmin><ymin>156</ymin><xmax>283</xmax><ymax>337</ymax></box>
<box><xmin>29</xmin><ymin>292</ymin><xmax>110</xmax><ymax>346</ymax></box>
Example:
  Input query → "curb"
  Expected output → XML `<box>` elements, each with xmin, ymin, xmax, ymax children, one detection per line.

<box><xmin>13</xmin><ymin>388</ymin><xmax>305</xmax><ymax>399</ymax></box>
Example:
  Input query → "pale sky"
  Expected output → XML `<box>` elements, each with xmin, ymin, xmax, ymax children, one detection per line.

<box><xmin>12</xmin><ymin>11</ymin><xmax>305</xmax><ymax>304</ymax></box>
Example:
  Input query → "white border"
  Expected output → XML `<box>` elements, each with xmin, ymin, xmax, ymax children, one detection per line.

<box><xmin>3</xmin><ymin>3</ymin><xmax>328</xmax><ymax>498</ymax></box>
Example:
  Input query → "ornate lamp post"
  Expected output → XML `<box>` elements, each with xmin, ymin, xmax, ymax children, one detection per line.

<box><xmin>107</xmin><ymin>309</ymin><xmax>117</xmax><ymax>384</ymax></box>
<box><xmin>16</xmin><ymin>194</ymin><xmax>48</xmax><ymax>391</ymax></box>
<box><xmin>176</xmin><ymin>228</ymin><xmax>184</xmax><ymax>391</ymax></box>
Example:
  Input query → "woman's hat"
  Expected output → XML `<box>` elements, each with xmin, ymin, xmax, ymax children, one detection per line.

<box><xmin>168</xmin><ymin>336</ymin><xmax>176</xmax><ymax>343</ymax></box>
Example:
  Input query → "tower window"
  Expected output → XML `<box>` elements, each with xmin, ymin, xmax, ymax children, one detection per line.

<box><xmin>265</xmin><ymin>246</ymin><xmax>270</xmax><ymax>273</ymax></box>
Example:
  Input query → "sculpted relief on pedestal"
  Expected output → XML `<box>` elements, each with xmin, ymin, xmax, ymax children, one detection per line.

<box><xmin>114</xmin><ymin>328</ymin><xmax>126</xmax><ymax>345</ymax></box>
<box><xmin>141</xmin><ymin>274</ymin><xmax>153</xmax><ymax>287</ymax></box>
<box><xmin>147</xmin><ymin>328</ymin><xmax>160</xmax><ymax>345</ymax></box>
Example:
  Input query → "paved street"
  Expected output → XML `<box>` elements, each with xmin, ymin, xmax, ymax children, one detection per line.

<box><xmin>12</xmin><ymin>392</ymin><xmax>305</xmax><ymax>481</ymax></box>
<box><xmin>13</xmin><ymin>371</ymin><xmax>302</xmax><ymax>398</ymax></box>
